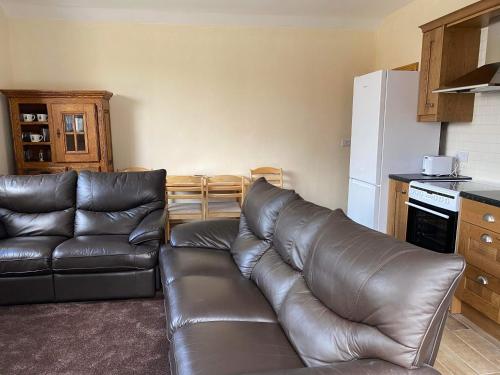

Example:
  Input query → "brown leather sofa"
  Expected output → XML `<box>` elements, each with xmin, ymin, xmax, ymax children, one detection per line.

<box><xmin>160</xmin><ymin>178</ymin><xmax>465</xmax><ymax>375</ymax></box>
<box><xmin>0</xmin><ymin>169</ymin><xmax>166</xmax><ymax>305</ymax></box>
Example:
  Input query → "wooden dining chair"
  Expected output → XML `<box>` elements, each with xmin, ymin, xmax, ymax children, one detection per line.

<box><xmin>166</xmin><ymin>175</ymin><xmax>205</xmax><ymax>238</ymax></box>
<box><xmin>204</xmin><ymin>175</ymin><xmax>245</xmax><ymax>219</ymax></box>
<box><xmin>250</xmin><ymin>167</ymin><xmax>283</xmax><ymax>188</ymax></box>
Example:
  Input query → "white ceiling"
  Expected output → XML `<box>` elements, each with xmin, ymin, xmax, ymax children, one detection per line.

<box><xmin>0</xmin><ymin>0</ymin><xmax>414</xmax><ymax>28</ymax></box>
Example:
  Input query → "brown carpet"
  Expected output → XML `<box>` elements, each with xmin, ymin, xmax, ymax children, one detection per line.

<box><xmin>0</xmin><ymin>297</ymin><xmax>169</xmax><ymax>375</ymax></box>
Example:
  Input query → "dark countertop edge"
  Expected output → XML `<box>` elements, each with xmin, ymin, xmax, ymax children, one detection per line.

<box><xmin>460</xmin><ymin>191</ymin><xmax>500</xmax><ymax>208</ymax></box>
<box><xmin>389</xmin><ymin>174</ymin><xmax>472</xmax><ymax>183</ymax></box>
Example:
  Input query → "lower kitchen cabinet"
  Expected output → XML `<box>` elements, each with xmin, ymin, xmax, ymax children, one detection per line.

<box><xmin>387</xmin><ymin>179</ymin><xmax>409</xmax><ymax>240</ymax></box>
<box><xmin>455</xmin><ymin>198</ymin><xmax>500</xmax><ymax>340</ymax></box>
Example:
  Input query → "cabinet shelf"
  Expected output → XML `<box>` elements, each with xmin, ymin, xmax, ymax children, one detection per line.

<box><xmin>22</xmin><ymin>142</ymin><xmax>51</xmax><ymax>146</ymax></box>
<box><xmin>20</xmin><ymin>121</ymin><xmax>49</xmax><ymax>126</ymax></box>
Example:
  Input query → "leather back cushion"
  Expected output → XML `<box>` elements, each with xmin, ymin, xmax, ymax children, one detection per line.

<box><xmin>278</xmin><ymin>209</ymin><xmax>465</xmax><ymax>369</ymax></box>
<box><xmin>251</xmin><ymin>199</ymin><xmax>333</xmax><ymax>313</ymax></box>
<box><xmin>242</xmin><ymin>178</ymin><xmax>298</xmax><ymax>240</ymax></box>
<box><xmin>75</xmin><ymin>170</ymin><xmax>166</xmax><ymax>236</ymax></box>
<box><xmin>230</xmin><ymin>214</ymin><xmax>271</xmax><ymax>278</ymax></box>
<box><xmin>0</xmin><ymin>172</ymin><xmax>77</xmax><ymax>237</ymax></box>
<box><xmin>231</xmin><ymin>180</ymin><xmax>298</xmax><ymax>278</ymax></box>
<box><xmin>273</xmin><ymin>198</ymin><xmax>333</xmax><ymax>270</ymax></box>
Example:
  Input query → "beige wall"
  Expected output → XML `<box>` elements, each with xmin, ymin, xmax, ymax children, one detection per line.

<box><xmin>374</xmin><ymin>0</ymin><xmax>476</xmax><ymax>70</ymax></box>
<box><xmin>0</xmin><ymin>7</ymin><xmax>13</xmax><ymax>175</ymax></box>
<box><xmin>6</xmin><ymin>19</ymin><xmax>374</xmax><ymax>209</ymax></box>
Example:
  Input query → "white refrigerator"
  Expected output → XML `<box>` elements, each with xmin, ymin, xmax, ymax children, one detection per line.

<box><xmin>347</xmin><ymin>70</ymin><xmax>441</xmax><ymax>233</ymax></box>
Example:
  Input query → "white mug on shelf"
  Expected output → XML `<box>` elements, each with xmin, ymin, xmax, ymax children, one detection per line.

<box><xmin>22</xmin><ymin>114</ymin><xmax>36</xmax><ymax>122</ymax></box>
<box><xmin>30</xmin><ymin>134</ymin><xmax>43</xmax><ymax>142</ymax></box>
<box><xmin>37</xmin><ymin>114</ymin><xmax>48</xmax><ymax>122</ymax></box>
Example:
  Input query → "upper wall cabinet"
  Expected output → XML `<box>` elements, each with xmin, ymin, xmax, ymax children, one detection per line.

<box><xmin>417</xmin><ymin>0</ymin><xmax>500</xmax><ymax>123</ymax></box>
<box><xmin>417</xmin><ymin>26</ymin><xmax>480</xmax><ymax>122</ymax></box>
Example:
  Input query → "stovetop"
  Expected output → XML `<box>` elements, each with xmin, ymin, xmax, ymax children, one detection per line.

<box><xmin>421</xmin><ymin>181</ymin><xmax>496</xmax><ymax>192</ymax></box>
<box><xmin>410</xmin><ymin>180</ymin><xmax>500</xmax><ymax>210</ymax></box>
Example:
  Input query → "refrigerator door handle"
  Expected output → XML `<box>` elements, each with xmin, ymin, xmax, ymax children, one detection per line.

<box><xmin>405</xmin><ymin>202</ymin><xmax>450</xmax><ymax>220</ymax></box>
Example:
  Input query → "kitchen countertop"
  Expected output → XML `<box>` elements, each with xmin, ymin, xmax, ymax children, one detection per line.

<box><xmin>460</xmin><ymin>188</ymin><xmax>500</xmax><ymax>208</ymax></box>
<box><xmin>389</xmin><ymin>173</ymin><xmax>472</xmax><ymax>183</ymax></box>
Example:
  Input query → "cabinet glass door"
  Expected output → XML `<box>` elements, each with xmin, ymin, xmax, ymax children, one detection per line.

<box><xmin>51</xmin><ymin>103</ymin><xmax>99</xmax><ymax>162</ymax></box>
<box><xmin>63</xmin><ymin>114</ymin><xmax>88</xmax><ymax>153</ymax></box>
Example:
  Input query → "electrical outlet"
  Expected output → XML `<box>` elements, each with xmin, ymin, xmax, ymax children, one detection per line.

<box><xmin>341</xmin><ymin>138</ymin><xmax>351</xmax><ymax>147</ymax></box>
<box><xmin>457</xmin><ymin>151</ymin><xmax>469</xmax><ymax>163</ymax></box>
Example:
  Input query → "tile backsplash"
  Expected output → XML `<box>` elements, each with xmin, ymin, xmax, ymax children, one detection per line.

<box><xmin>445</xmin><ymin>27</ymin><xmax>500</xmax><ymax>183</ymax></box>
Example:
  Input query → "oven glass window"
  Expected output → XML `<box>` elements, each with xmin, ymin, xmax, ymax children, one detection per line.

<box><xmin>406</xmin><ymin>200</ymin><xmax>458</xmax><ymax>254</ymax></box>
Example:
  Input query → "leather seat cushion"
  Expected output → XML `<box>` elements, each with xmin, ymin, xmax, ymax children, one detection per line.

<box><xmin>52</xmin><ymin>235</ymin><xmax>158</xmax><ymax>273</ymax></box>
<box><xmin>0</xmin><ymin>236</ymin><xmax>67</xmax><ymax>276</ymax></box>
<box><xmin>159</xmin><ymin>246</ymin><xmax>241</xmax><ymax>285</ymax></box>
<box><xmin>166</xmin><ymin>275</ymin><xmax>277</xmax><ymax>336</ymax></box>
<box><xmin>169</xmin><ymin>321</ymin><xmax>303</xmax><ymax>375</ymax></box>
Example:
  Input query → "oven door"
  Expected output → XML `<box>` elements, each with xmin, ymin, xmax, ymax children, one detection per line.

<box><xmin>405</xmin><ymin>198</ymin><xmax>458</xmax><ymax>254</ymax></box>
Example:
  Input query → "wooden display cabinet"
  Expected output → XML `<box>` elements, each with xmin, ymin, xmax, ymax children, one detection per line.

<box><xmin>0</xmin><ymin>90</ymin><xmax>114</xmax><ymax>174</ymax></box>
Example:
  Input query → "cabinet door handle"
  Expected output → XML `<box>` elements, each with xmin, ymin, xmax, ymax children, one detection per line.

<box><xmin>56</xmin><ymin>129</ymin><xmax>61</xmax><ymax>138</ymax></box>
<box><xmin>476</xmin><ymin>275</ymin><xmax>489</xmax><ymax>285</ymax></box>
<box><xmin>483</xmin><ymin>213</ymin><xmax>496</xmax><ymax>223</ymax></box>
<box><xmin>480</xmin><ymin>234</ymin><xmax>493</xmax><ymax>244</ymax></box>
<box><xmin>425</xmin><ymin>103</ymin><xmax>435</xmax><ymax>108</ymax></box>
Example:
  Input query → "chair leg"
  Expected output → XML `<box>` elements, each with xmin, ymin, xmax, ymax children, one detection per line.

<box><xmin>166</xmin><ymin>220</ymin><xmax>171</xmax><ymax>242</ymax></box>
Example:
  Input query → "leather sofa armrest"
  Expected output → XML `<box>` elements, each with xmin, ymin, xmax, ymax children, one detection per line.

<box><xmin>129</xmin><ymin>209</ymin><xmax>167</xmax><ymax>245</ymax></box>
<box><xmin>243</xmin><ymin>360</ymin><xmax>440</xmax><ymax>375</ymax></box>
<box><xmin>170</xmin><ymin>219</ymin><xmax>239</xmax><ymax>250</ymax></box>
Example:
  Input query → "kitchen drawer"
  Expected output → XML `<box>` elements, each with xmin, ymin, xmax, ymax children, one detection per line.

<box><xmin>461</xmin><ymin>198</ymin><xmax>500</xmax><ymax>233</ymax></box>
<box><xmin>456</xmin><ymin>263</ymin><xmax>500</xmax><ymax>324</ymax></box>
<box><xmin>458</xmin><ymin>222</ymin><xmax>500</xmax><ymax>278</ymax></box>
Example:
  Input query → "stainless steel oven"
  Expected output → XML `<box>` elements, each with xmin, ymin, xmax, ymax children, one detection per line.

<box><xmin>405</xmin><ymin>181</ymin><xmax>461</xmax><ymax>254</ymax></box>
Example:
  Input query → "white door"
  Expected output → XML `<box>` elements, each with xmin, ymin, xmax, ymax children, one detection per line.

<box><xmin>349</xmin><ymin>70</ymin><xmax>386</xmax><ymax>185</ymax></box>
<box><xmin>347</xmin><ymin>178</ymin><xmax>380</xmax><ymax>230</ymax></box>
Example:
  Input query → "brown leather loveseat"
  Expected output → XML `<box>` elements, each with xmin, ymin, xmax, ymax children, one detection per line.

<box><xmin>0</xmin><ymin>169</ymin><xmax>166</xmax><ymax>305</ymax></box>
<box><xmin>160</xmin><ymin>178</ymin><xmax>465</xmax><ymax>375</ymax></box>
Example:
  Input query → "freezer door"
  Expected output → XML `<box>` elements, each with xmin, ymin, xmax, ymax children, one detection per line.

<box><xmin>347</xmin><ymin>179</ymin><xmax>380</xmax><ymax>230</ymax></box>
<box><xmin>349</xmin><ymin>70</ymin><xmax>386</xmax><ymax>186</ymax></box>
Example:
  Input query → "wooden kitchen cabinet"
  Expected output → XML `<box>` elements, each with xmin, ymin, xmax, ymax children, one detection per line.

<box><xmin>387</xmin><ymin>179</ymin><xmax>409</xmax><ymax>240</ymax></box>
<box><xmin>0</xmin><ymin>90</ymin><xmax>114</xmax><ymax>174</ymax></box>
<box><xmin>455</xmin><ymin>198</ymin><xmax>500</xmax><ymax>339</ymax></box>
<box><xmin>413</xmin><ymin>0</ymin><xmax>500</xmax><ymax>123</ymax></box>
<box><xmin>417</xmin><ymin>25</ymin><xmax>480</xmax><ymax>122</ymax></box>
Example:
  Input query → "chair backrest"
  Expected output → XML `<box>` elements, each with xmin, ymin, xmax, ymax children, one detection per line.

<box><xmin>250</xmin><ymin>167</ymin><xmax>283</xmax><ymax>188</ymax></box>
<box><xmin>0</xmin><ymin>171</ymin><xmax>77</xmax><ymax>238</ymax></box>
<box><xmin>75</xmin><ymin>170</ymin><xmax>166</xmax><ymax>236</ymax></box>
<box><xmin>166</xmin><ymin>175</ymin><xmax>205</xmax><ymax>219</ymax></box>
<box><xmin>204</xmin><ymin>175</ymin><xmax>245</xmax><ymax>218</ymax></box>
<box><xmin>117</xmin><ymin>167</ymin><xmax>151</xmax><ymax>172</ymax></box>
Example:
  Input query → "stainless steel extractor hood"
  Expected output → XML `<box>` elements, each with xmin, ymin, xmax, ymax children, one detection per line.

<box><xmin>433</xmin><ymin>62</ymin><xmax>500</xmax><ymax>94</ymax></box>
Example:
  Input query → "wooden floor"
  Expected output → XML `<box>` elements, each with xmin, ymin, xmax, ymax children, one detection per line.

<box><xmin>435</xmin><ymin>314</ymin><xmax>500</xmax><ymax>375</ymax></box>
